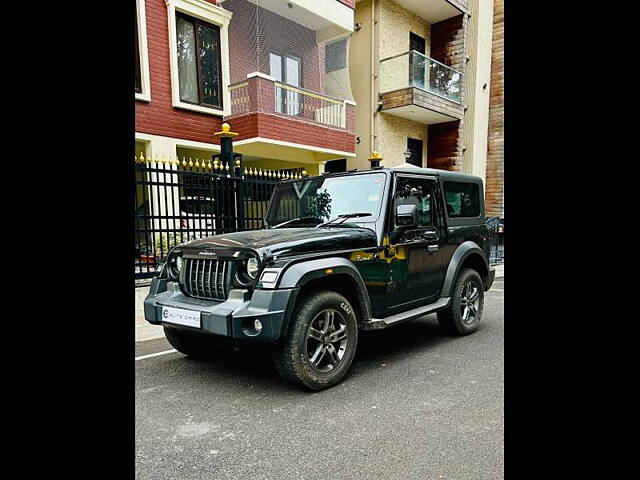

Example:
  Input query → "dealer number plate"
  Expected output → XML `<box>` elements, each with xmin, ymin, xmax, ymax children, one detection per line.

<box><xmin>161</xmin><ymin>306</ymin><xmax>201</xmax><ymax>328</ymax></box>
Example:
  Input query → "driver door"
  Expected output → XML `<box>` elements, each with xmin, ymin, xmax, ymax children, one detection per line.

<box><xmin>386</xmin><ymin>175</ymin><xmax>444</xmax><ymax>312</ymax></box>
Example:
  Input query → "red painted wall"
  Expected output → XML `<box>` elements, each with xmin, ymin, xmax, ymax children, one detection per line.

<box><xmin>136</xmin><ymin>0</ymin><xmax>354</xmax><ymax>149</ymax></box>
<box><xmin>135</xmin><ymin>0</ymin><xmax>223</xmax><ymax>145</ymax></box>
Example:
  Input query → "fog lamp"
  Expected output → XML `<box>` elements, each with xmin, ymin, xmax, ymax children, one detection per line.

<box><xmin>254</xmin><ymin>319</ymin><xmax>263</xmax><ymax>332</ymax></box>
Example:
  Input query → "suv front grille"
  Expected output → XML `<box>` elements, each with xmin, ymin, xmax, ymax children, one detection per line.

<box><xmin>181</xmin><ymin>258</ymin><xmax>229</xmax><ymax>301</ymax></box>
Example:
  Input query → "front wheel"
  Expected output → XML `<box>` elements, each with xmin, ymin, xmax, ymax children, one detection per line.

<box><xmin>437</xmin><ymin>268</ymin><xmax>485</xmax><ymax>336</ymax></box>
<box><xmin>273</xmin><ymin>291</ymin><xmax>358</xmax><ymax>391</ymax></box>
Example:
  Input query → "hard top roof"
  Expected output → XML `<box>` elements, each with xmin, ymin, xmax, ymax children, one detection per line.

<box><xmin>294</xmin><ymin>166</ymin><xmax>482</xmax><ymax>184</ymax></box>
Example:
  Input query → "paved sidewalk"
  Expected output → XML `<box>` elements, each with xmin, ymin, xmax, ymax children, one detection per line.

<box><xmin>135</xmin><ymin>286</ymin><xmax>165</xmax><ymax>342</ymax></box>
<box><xmin>135</xmin><ymin>264</ymin><xmax>504</xmax><ymax>343</ymax></box>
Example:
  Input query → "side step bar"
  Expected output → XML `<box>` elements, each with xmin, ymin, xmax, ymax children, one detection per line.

<box><xmin>362</xmin><ymin>297</ymin><xmax>451</xmax><ymax>330</ymax></box>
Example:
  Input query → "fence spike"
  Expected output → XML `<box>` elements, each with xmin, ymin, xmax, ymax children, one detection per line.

<box><xmin>195</xmin><ymin>158</ymin><xmax>200</xmax><ymax>168</ymax></box>
<box><xmin>244</xmin><ymin>167</ymin><xmax>248</xmax><ymax>175</ymax></box>
<box><xmin>213</xmin><ymin>160</ymin><xmax>220</xmax><ymax>170</ymax></box>
<box><xmin>188</xmin><ymin>158</ymin><xmax>194</xmax><ymax>167</ymax></box>
<box><xmin>182</xmin><ymin>157</ymin><xmax>187</xmax><ymax>167</ymax></box>
<box><xmin>207</xmin><ymin>160</ymin><xmax>213</xmax><ymax>169</ymax></box>
<box><xmin>225</xmin><ymin>163</ymin><xmax>230</xmax><ymax>171</ymax></box>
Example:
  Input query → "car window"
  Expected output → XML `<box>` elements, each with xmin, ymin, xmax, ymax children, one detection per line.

<box><xmin>394</xmin><ymin>176</ymin><xmax>433</xmax><ymax>228</ymax></box>
<box><xmin>444</xmin><ymin>182</ymin><xmax>480</xmax><ymax>218</ymax></box>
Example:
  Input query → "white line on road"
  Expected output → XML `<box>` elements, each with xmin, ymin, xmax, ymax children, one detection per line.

<box><xmin>490</xmin><ymin>288</ymin><xmax>504</xmax><ymax>292</ymax></box>
<box><xmin>135</xmin><ymin>349</ymin><xmax>178</xmax><ymax>361</ymax></box>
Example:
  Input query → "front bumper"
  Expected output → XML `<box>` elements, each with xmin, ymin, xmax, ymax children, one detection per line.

<box><xmin>144</xmin><ymin>278</ymin><xmax>298</xmax><ymax>343</ymax></box>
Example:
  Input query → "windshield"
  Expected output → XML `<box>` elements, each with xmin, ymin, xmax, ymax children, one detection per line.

<box><xmin>266</xmin><ymin>173</ymin><xmax>387</xmax><ymax>227</ymax></box>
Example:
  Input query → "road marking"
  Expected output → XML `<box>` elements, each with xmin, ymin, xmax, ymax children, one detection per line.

<box><xmin>489</xmin><ymin>288</ymin><xmax>504</xmax><ymax>292</ymax></box>
<box><xmin>135</xmin><ymin>349</ymin><xmax>178</xmax><ymax>361</ymax></box>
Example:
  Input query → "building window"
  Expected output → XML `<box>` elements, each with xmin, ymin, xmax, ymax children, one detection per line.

<box><xmin>325</xmin><ymin>38</ymin><xmax>347</xmax><ymax>73</ymax></box>
<box><xmin>406</xmin><ymin>138</ymin><xmax>423</xmax><ymax>167</ymax></box>
<box><xmin>135</xmin><ymin>19</ymin><xmax>142</xmax><ymax>94</ymax></box>
<box><xmin>176</xmin><ymin>13</ymin><xmax>223</xmax><ymax>109</ymax></box>
<box><xmin>444</xmin><ymin>182</ymin><xmax>480</xmax><ymax>218</ymax></box>
<box><xmin>135</xmin><ymin>0</ymin><xmax>151</xmax><ymax>101</ymax></box>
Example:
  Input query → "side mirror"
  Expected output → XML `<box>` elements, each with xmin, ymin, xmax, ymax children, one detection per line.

<box><xmin>395</xmin><ymin>204</ymin><xmax>418</xmax><ymax>229</ymax></box>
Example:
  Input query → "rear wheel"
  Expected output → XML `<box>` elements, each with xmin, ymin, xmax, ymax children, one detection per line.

<box><xmin>273</xmin><ymin>291</ymin><xmax>358</xmax><ymax>391</ymax></box>
<box><xmin>437</xmin><ymin>268</ymin><xmax>484</xmax><ymax>336</ymax></box>
<box><xmin>163</xmin><ymin>327</ymin><xmax>225</xmax><ymax>359</ymax></box>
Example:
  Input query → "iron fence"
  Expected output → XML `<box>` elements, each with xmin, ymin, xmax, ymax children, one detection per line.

<box><xmin>485</xmin><ymin>216</ymin><xmax>504</xmax><ymax>265</ymax></box>
<box><xmin>134</xmin><ymin>153</ymin><xmax>301</xmax><ymax>278</ymax></box>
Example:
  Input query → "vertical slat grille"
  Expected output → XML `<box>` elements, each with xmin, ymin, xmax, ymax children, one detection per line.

<box><xmin>181</xmin><ymin>258</ymin><xmax>229</xmax><ymax>301</ymax></box>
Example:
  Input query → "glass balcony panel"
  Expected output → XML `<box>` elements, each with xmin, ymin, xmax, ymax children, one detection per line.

<box><xmin>380</xmin><ymin>50</ymin><xmax>462</xmax><ymax>104</ymax></box>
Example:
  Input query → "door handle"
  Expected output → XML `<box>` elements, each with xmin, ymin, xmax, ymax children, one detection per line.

<box><xmin>422</xmin><ymin>231</ymin><xmax>438</xmax><ymax>241</ymax></box>
<box><xmin>427</xmin><ymin>244</ymin><xmax>439</xmax><ymax>254</ymax></box>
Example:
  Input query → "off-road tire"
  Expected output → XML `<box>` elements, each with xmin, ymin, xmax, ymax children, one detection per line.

<box><xmin>164</xmin><ymin>327</ymin><xmax>225</xmax><ymax>359</ymax></box>
<box><xmin>273</xmin><ymin>291</ymin><xmax>358</xmax><ymax>391</ymax></box>
<box><xmin>437</xmin><ymin>268</ymin><xmax>484</xmax><ymax>336</ymax></box>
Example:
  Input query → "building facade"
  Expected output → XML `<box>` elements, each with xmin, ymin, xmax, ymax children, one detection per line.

<box><xmin>135</xmin><ymin>0</ymin><xmax>503</xmax><ymax>216</ymax></box>
<box><xmin>349</xmin><ymin>0</ymin><xmax>495</xmax><ymax>182</ymax></box>
<box><xmin>485</xmin><ymin>0</ymin><xmax>503</xmax><ymax>218</ymax></box>
<box><xmin>135</xmin><ymin>0</ymin><xmax>357</xmax><ymax>175</ymax></box>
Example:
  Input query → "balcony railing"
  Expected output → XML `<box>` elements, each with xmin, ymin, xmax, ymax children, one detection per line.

<box><xmin>229</xmin><ymin>77</ymin><xmax>347</xmax><ymax>129</ymax></box>
<box><xmin>379</xmin><ymin>50</ymin><xmax>462</xmax><ymax>104</ymax></box>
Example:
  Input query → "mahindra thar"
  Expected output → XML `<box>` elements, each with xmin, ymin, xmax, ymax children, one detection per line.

<box><xmin>144</xmin><ymin>166</ymin><xmax>495</xmax><ymax>390</ymax></box>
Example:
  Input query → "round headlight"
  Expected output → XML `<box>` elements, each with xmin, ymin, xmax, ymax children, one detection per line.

<box><xmin>247</xmin><ymin>258</ymin><xmax>260</xmax><ymax>278</ymax></box>
<box><xmin>176</xmin><ymin>255</ymin><xmax>183</xmax><ymax>272</ymax></box>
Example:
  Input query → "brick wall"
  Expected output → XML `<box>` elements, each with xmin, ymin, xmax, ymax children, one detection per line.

<box><xmin>337</xmin><ymin>0</ymin><xmax>356</xmax><ymax>9</ymax></box>
<box><xmin>225</xmin><ymin>0</ymin><xmax>322</xmax><ymax>92</ymax></box>
<box><xmin>485</xmin><ymin>0</ymin><xmax>503</xmax><ymax>217</ymax></box>
<box><xmin>429</xmin><ymin>13</ymin><xmax>466</xmax><ymax>171</ymax></box>
<box><xmin>231</xmin><ymin>113</ymin><xmax>355</xmax><ymax>153</ymax></box>
<box><xmin>135</xmin><ymin>0</ymin><xmax>223</xmax><ymax>145</ymax></box>
<box><xmin>427</xmin><ymin>120</ymin><xmax>462</xmax><ymax>171</ymax></box>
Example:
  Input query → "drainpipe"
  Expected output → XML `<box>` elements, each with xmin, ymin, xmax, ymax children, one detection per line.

<box><xmin>370</xmin><ymin>0</ymin><xmax>378</xmax><ymax>154</ymax></box>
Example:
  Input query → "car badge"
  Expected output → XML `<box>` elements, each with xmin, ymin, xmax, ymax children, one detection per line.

<box><xmin>198</xmin><ymin>251</ymin><xmax>216</xmax><ymax>256</ymax></box>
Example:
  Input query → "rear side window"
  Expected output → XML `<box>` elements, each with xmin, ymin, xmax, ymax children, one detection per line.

<box><xmin>444</xmin><ymin>182</ymin><xmax>480</xmax><ymax>218</ymax></box>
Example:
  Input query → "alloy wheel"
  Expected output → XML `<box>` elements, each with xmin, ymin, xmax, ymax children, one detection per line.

<box><xmin>460</xmin><ymin>280</ymin><xmax>480</xmax><ymax>325</ymax></box>
<box><xmin>306</xmin><ymin>308</ymin><xmax>348</xmax><ymax>373</ymax></box>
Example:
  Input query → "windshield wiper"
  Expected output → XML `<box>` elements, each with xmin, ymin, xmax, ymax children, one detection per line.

<box><xmin>272</xmin><ymin>216</ymin><xmax>319</xmax><ymax>228</ymax></box>
<box><xmin>316</xmin><ymin>212</ymin><xmax>372</xmax><ymax>228</ymax></box>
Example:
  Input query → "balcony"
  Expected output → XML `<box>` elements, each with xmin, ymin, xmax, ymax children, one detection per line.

<box><xmin>378</xmin><ymin>50</ymin><xmax>464</xmax><ymax>125</ymax></box>
<box><xmin>391</xmin><ymin>0</ymin><xmax>467</xmax><ymax>22</ymax></box>
<box><xmin>229</xmin><ymin>75</ymin><xmax>351</xmax><ymax>129</ymax></box>
<box><xmin>222</xmin><ymin>0</ymin><xmax>356</xmax><ymax>164</ymax></box>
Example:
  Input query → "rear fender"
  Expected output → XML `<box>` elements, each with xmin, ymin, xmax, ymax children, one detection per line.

<box><xmin>441</xmin><ymin>241</ymin><xmax>489</xmax><ymax>297</ymax></box>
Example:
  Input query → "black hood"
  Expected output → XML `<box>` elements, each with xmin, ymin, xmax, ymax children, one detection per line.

<box><xmin>180</xmin><ymin>227</ymin><xmax>377</xmax><ymax>258</ymax></box>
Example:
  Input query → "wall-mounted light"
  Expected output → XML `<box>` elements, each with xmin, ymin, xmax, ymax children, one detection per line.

<box><xmin>403</xmin><ymin>149</ymin><xmax>412</xmax><ymax>161</ymax></box>
<box><xmin>354</xmin><ymin>22</ymin><xmax>362</xmax><ymax>31</ymax></box>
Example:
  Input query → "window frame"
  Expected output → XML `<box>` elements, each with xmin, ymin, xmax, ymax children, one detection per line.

<box><xmin>175</xmin><ymin>12</ymin><xmax>223</xmax><ymax>110</ymax></box>
<box><xmin>392</xmin><ymin>174</ymin><xmax>438</xmax><ymax>232</ymax></box>
<box><xmin>443</xmin><ymin>181</ymin><xmax>482</xmax><ymax>219</ymax></box>
<box><xmin>167</xmin><ymin>0</ymin><xmax>232</xmax><ymax>117</ymax></box>
<box><xmin>135</xmin><ymin>0</ymin><xmax>151</xmax><ymax>102</ymax></box>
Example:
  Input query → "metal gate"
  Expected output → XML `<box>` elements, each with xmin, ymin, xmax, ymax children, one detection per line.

<box><xmin>134</xmin><ymin>154</ymin><xmax>301</xmax><ymax>279</ymax></box>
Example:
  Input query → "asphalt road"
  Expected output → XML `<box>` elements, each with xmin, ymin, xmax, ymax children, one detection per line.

<box><xmin>136</xmin><ymin>278</ymin><xmax>504</xmax><ymax>480</ymax></box>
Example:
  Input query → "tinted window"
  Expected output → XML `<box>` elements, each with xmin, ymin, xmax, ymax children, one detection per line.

<box><xmin>394</xmin><ymin>177</ymin><xmax>433</xmax><ymax>227</ymax></box>
<box><xmin>444</xmin><ymin>182</ymin><xmax>480</xmax><ymax>218</ymax></box>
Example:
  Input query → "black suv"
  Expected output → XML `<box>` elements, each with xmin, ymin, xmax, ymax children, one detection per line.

<box><xmin>144</xmin><ymin>166</ymin><xmax>495</xmax><ymax>390</ymax></box>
